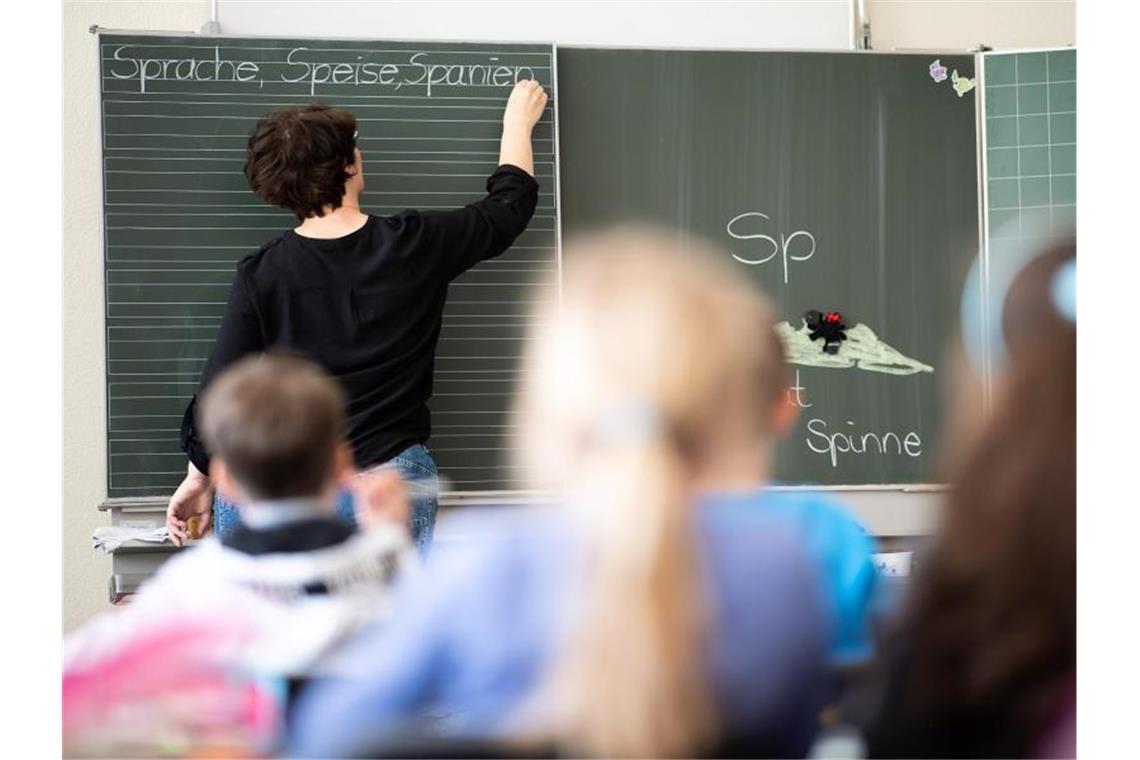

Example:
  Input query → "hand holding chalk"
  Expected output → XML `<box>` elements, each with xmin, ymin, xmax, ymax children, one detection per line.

<box><xmin>499</xmin><ymin>79</ymin><xmax>546</xmax><ymax>176</ymax></box>
<box><xmin>503</xmin><ymin>79</ymin><xmax>548</xmax><ymax>134</ymax></box>
<box><xmin>165</xmin><ymin>464</ymin><xmax>214</xmax><ymax>547</ymax></box>
<box><xmin>348</xmin><ymin>469</ymin><xmax>411</xmax><ymax>534</ymax></box>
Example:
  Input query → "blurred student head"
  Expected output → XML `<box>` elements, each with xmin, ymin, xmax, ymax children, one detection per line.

<box><xmin>244</xmin><ymin>104</ymin><xmax>364</xmax><ymax>220</ymax></box>
<box><xmin>199</xmin><ymin>353</ymin><xmax>355</xmax><ymax>507</ymax></box>
<box><xmin>874</xmin><ymin>236</ymin><xmax>1076</xmax><ymax>758</ymax></box>
<box><xmin>513</xmin><ymin>227</ymin><xmax>793</xmax><ymax>757</ymax></box>
<box><xmin>518</xmin><ymin>226</ymin><xmax>793</xmax><ymax>496</ymax></box>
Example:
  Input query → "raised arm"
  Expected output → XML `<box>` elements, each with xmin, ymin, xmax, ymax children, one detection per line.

<box><xmin>416</xmin><ymin>79</ymin><xmax>549</xmax><ymax>281</ymax></box>
<box><xmin>498</xmin><ymin>79</ymin><xmax>548</xmax><ymax>177</ymax></box>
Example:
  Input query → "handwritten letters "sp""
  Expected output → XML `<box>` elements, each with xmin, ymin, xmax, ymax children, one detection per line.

<box><xmin>726</xmin><ymin>211</ymin><xmax>816</xmax><ymax>284</ymax></box>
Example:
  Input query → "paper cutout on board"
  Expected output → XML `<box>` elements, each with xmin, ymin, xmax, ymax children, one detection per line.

<box><xmin>804</xmin><ymin>309</ymin><xmax>849</xmax><ymax>354</ymax></box>
<box><xmin>776</xmin><ymin>321</ymin><xmax>934</xmax><ymax>376</ymax></box>
<box><xmin>951</xmin><ymin>69</ymin><xmax>976</xmax><ymax>97</ymax></box>
<box><xmin>928</xmin><ymin>59</ymin><xmax>948</xmax><ymax>83</ymax></box>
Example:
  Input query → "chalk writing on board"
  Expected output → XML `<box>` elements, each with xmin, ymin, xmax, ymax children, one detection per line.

<box><xmin>806</xmin><ymin>418</ymin><xmax>923</xmax><ymax>468</ymax></box>
<box><xmin>283</xmin><ymin>50</ymin><xmax>536</xmax><ymax>96</ymax></box>
<box><xmin>726</xmin><ymin>212</ymin><xmax>816</xmax><ymax>284</ymax></box>
<box><xmin>787</xmin><ymin>373</ymin><xmax>924</xmax><ymax>467</ymax></box>
<box><xmin>783</xmin><ymin>370</ymin><xmax>813</xmax><ymax>408</ymax></box>
<box><xmin>107</xmin><ymin>46</ymin><xmax>260</xmax><ymax>93</ymax></box>
<box><xmin>107</xmin><ymin>45</ymin><xmax>537</xmax><ymax>96</ymax></box>
<box><xmin>775</xmin><ymin>321</ymin><xmax>934</xmax><ymax>376</ymax></box>
<box><xmin>781</xmin><ymin>373</ymin><xmax>925</xmax><ymax>466</ymax></box>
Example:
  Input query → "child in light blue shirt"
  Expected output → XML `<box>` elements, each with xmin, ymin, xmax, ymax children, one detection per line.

<box><xmin>700</xmin><ymin>488</ymin><xmax>879</xmax><ymax>662</ymax></box>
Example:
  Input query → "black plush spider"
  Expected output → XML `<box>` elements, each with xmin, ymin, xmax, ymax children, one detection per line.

<box><xmin>804</xmin><ymin>310</ymin><xmax>848</xmax><ymax>355</ymax></box>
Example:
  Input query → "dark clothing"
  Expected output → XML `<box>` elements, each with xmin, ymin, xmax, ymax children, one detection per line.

<box><xmin>220</xmin><ymin>517</ymin><xmax>355</xmax><ymax>557</ymax></box>
<box><xmin>857</xmin><ymin>630</ymin><xmax>1072</xmax><ymax>758</ymax></box>
<box><xmin>220</xmin><ymin>516</ymin><xmax>403</xmax><ymax>597</ymax></box>
<box><xmin>180</xmin><ymin>164</ymin><xmax>539</xmax><ymax>474</ymax></box>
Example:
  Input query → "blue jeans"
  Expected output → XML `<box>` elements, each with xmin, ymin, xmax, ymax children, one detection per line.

<box><xmin>212</xmin><ymin>443</ymin><xmax>439</xmax><ymax>552</ymax></box>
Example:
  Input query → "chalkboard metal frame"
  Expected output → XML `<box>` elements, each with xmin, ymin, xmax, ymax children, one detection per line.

<box><xmin>976</xmin><ymin>51</ymin><xmax>996</xmax><ymax>414</ymax></box>
<box><xmin>556</xmin><ymin>43</ymin><xmax>985</xmax><ymax>55</ymax></box>
<box><xmin>98</xmin><ymin>485</ymin><xmax>943</xmax><ymax>537</ymax></box>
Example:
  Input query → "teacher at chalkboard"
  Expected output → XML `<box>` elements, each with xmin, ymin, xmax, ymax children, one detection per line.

<box><xmin>165</xmin><ymin>79</ymin><xmax>548</xmax><ymax>550</ymax></box>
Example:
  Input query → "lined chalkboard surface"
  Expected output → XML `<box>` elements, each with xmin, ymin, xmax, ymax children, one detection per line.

<box><xmin>558</xmin><ymin>49</ymin><xmax>981</xmax><ymax>485</ymax></box>
<box><xmin>100</xmin><ymin>34</ymin><xmax>557</xmax><ymax>497</ymax></box>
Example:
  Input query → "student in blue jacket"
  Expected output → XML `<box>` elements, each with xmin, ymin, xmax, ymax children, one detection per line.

<box><xmin>290</xmin><ymin>229</ymin><xmax>876</xmax><ymax>758</ymax></box>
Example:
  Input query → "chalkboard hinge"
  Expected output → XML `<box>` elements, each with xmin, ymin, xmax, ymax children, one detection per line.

<box><xmin>855</xmin><ymin>0</ymin><xmax>872</xmax><ymax>50</ymax></box>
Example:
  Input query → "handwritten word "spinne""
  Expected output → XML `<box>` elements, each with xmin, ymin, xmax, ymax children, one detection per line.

<box><xmin>806</xmin><ymin>418</ymin><xmax>922</xmax><ymax>468</ymax></box>
<box><xmin>726</xmin><ymin>212</ymin><xmax>816</xmax><ymax>284</ymax></box>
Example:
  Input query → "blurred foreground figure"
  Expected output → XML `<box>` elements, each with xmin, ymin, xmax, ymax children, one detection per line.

<box><xmin>290</xmin><ymin>229</ymin><xmax>875</xmax><ymax>758</ymax></box>
<box><xmin>64</xmin><ymin>355</ymin><xmax>414</xmax><ymax>756</ymax></box>
<box><xmin>862</xmin><ymin>235</ymin><xmax>1076</xmax><ymax>758</ymax></box>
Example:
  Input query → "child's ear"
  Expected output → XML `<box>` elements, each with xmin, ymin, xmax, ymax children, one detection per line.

<box><xmin>209</xmin><ymin>459</ymin><xmax>242</xmax><ymax>505</ymax></box>
<box><xmin>333</xmin><ymin>441</ymin><xmax>357</xmax><ymax>485</ymax></box>
<box><xmin>770</xmin><ymin>394</ymin><xmax>800</xmax><ymax>439</ymax></box>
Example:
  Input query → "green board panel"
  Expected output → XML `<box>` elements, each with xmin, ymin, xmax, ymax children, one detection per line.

<box><xmin>983</xmin><ymin>49</ymin><xmax>1076</xmax><ymax>248</ymax></box>
<box><xmin>558</xmin><ymin>49</ymin><xmax>981</xmax><ymax>485</ymax></box>
<box><xmin>100</xmin><ymin>34</ymin><xmax>557</xmax><ymax>497</ymax></box>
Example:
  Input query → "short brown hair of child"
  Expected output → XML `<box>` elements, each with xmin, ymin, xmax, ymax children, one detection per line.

<box><xmin>244</xmin><ymin>104</ymin><xmax>358</xmax><ymax>220</ymax></box>
<box><xmin>199</xmin><ymin>353</ymin><xmax>346</xmax><ymax>500</ymax></box>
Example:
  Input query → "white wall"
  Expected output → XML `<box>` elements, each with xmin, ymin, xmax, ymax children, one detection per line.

<box><xmin>868</xmin><ymin>0</ymin><xmax>1075</xmax><ymax>51</ymax></box>
<box><xmin>215</xmin><ymin>0</ymin><xmax>854</xmax><ymax>49</ymax></box>
<box><xmin>216</xmin><ymin>0</ymin><xmax>1075</xmax><ymax>52</ymax></box>
<box><xmin>63</xmin><ymin>1</ymin><xmax>211</xmax><ymax>632</ymax></box>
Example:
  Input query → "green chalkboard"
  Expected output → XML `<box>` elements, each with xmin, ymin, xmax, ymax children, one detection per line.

<box><xmin>558</xmin><ymin>49</ymin><xmax>981</xmax><ymax>485</ymax></box>
<box><xmin>982</xmin><ymin>50</ymin><xmax>1076</xmax><ymax>253</ymax></box>
<box><xmin>99</xmin><ymin>33</ymin><xmax>557</xmax><ymax>497</ymax></box>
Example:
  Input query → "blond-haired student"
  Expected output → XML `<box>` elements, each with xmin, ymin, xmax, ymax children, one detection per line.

<box><xmin>290</xmin><ymin>229</ymin><xmax>875</xmax><ymax>758</ymax></box>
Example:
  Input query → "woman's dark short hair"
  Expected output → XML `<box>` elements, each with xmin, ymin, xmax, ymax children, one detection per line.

<box><xmin>244</xmin><ymin>104</ymin><xmax>357</xmax><ymax>220</ymax></box>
